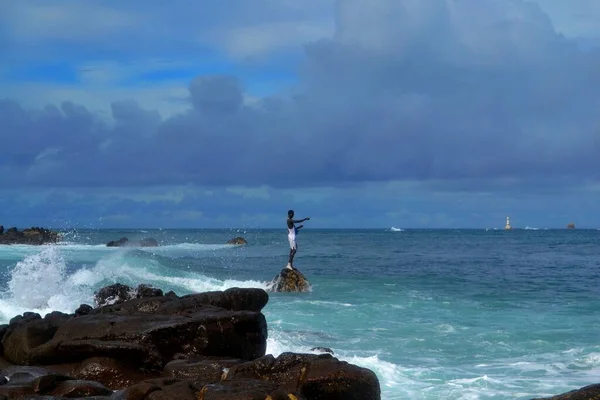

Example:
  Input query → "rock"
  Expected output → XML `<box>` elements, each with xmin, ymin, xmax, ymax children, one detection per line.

<box><xmin>94</xmin><ymin>283</ymin><xmax>165</xmax><ymax>308</ymax></box>
<box><xmin>114</xmin><ymin>378</ymin><xmax>198</xmax><ymax>400</ymax></box>
<box><xmin>106</xmin><ymin>237</ymin><xmax>159</xmax><ymax>247</ymax></box>
<box><xmin>226</xmin><ymin>237</ymin><xmax>247</xmax><ymax>245</ymax></box>
<box><xmin>2</xmin><ymin>286</ymin><xmax>269</xmax><ymax>369</ymax></box>
<box><xmin>531</xmin><ymin>383</ymin><xmax>600</xmax><ymax>399</ymax></box>
<box><xmin>566</xmin><ymin>223</ymin><xmax>576</xmax><ymax>229</ymax></box>
<box><xmin>107</xmin><ymin>237</ymin><xmax>129</xmax><ymax>247</ymax></box>
<box><xmin>162</xmin><ymin>356</ymin><xmax>242</xmax><ymax>386</ymax></box>
<box><xmin>72</xmin><ymin>356</ymin><xmax>152</xmax><ymax>390</ymax></box>
<box><xmin>0</xmin><ymin>227</ymin><xmax>61</xmax><ymax>245</ymax></box>
<box><xmin>136</xmin><ymin>284</ymin><xmax>164</xmax><ymax>299</ymax></box>
<box><xmin>75</xmin><ymin>304</ymin><xmax>93</xmax><ymax>316</ymax></box>
<box><xmin>0</xmin><ymin>284</ymin><xmax>382</xmax><ymax>400</ymax></box>
<box><xmin>0</xmin><ymin>366</ymin><xmax>113</xmax><ymax>399</ymax></box>
<box><xmin>226</xmin><ymin>352</ymin><xmax>381</xmax><ymax>400</ymax></box>
<box><xmin>196</xmin><ymin>379</ymin><xmax>305</xmax><ymax>399</ymax></box>
<box><xmin>310</xmin><ymin>347</ymin><xmax>334</xmax><ymax>355</ymax></box>
<box><xmin>267</xmin><ymin>268</ymin><xmax>311</xmax><ymax>293</ymax></box>
<box><xmin>94</xmin><ymin>283</ymin><xmax>135</xmax><ymax>307</ymax></box>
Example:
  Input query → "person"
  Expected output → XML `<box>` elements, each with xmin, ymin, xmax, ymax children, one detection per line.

<box><xmin>287</xmin><ymin>210</ymin><xmax>310</xmax><ymax>269</ymax></box>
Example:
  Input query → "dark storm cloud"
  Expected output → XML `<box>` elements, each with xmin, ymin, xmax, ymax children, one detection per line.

<box><xmin>1</xmin><ymin>0</ymin><xmax>600</xmax><ymax>192</ymax></box>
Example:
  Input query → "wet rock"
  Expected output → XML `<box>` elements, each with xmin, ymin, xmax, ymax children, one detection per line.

<box><xmin>0</xmin><ymin>227</ymin><xmax>61</xmax><ymax>245</ymax></box>
<box><xmin>73</xmin><ymin>356</ymin><xmax>151</xmax><ymax>390</ymax></box>
<box><xmin>531</xmin><ymin>383</ymin><xmax>600</xmax><ymax>399</ymax></box>
<box><xmin>267</xmin><ymin>268</ymin><xmax>311</xmax><ymax>293</ymax></box>
<box><xmin>106</xmin><ymin>237</ymin><xmax>129</xmax><ymax>247</ymax></box>
<box><xmin>114</xmin><ymin>378</ymin><xmax>197</xmax><ymax>400</ymax></box>
<box><xmin>226</xmin><ymin>237</ymin><xmax>247</xmax><ymax>245</ymax></box>
<box><xmin>2</xmin><ymin>287</ymin><xmax>269</xmax><ymax>369</ymax></box>
<box><xmin>163</xmin><ymin>356</ymin><xmax>243</xmax><ymax>386</ymax></box>
<box><xmin>196</xmin><ymin>379</ymin><xmax>305</xmax><ymax>400</ymax></box>
<box><xmin>106</xmin><ymin>237</ymin><xmax>159</xmax><ymax>247</ymax></box>
<box><xmin>310</xmin><ymin>347</ymin><xmax>334</xmax><ymax>355</ymax></box>
<box><xmin>136</xmin><ymin>284</ymin><xmax>163</xmax><ymax>299</ymax></box>
<box><xmin>74</xmin><ymin>304</ymin><xmax>93</xmax><ymax>316</ymax></box>
<box><xmin>227</xmin><ymin>352</ymin><xmax>381</xmax><ymax>400</ymax></box>
<box><xmin>94</xmin><ymin>283</ymin><xmax>135</xmax><ymax>307</ymax></box>
<box><xmin>0</xmin><ymin>284</ymin><xmax>382</xmax><ymax>400</ymax></box>
<box><xmin>50</xmin><ymin>379</ymin><xmax>113</xmax><ymax>397</ymax></box>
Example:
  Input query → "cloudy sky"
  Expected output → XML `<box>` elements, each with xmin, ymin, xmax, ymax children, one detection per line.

<box><xmin>1</xmin><ymin>0</ymin><xmax>600</xmax><ymax>229</ymax></box>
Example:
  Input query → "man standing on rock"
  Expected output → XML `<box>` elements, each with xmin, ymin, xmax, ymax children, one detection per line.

<box><xmin>287</xmin><ymin>210</ymin><xmax>310</xmax><ymax>270</ymax></box>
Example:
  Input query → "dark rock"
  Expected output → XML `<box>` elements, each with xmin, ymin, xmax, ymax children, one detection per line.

<box><xmin>136</xmin><ymin>284</ymin><xmax>163</xmax><ymax>299</ymax></box>
<box><xmin>0</xmin><ymin>227</ymin><xmax>61</xmax><ymax>245</ymax></box>
<box><xmin>310</xmin><ymin>347</ymin><xmax>334</xmax><ymax>355</ymax></box>
<box><xmin>226</xmin><ymin>237</ymin><xmax>247</xmax><ymax>245</ymax></box>
<box><xmin>107</xmin><ymin>237</ymin><xmax>129</xmax><ymax>247</ymax></box>
<box><xmin>106</xmin><ymin>237</ymin><xmax>159</xmax><ymax>247</ymax></box>
<box><xmin>50</xmin><ymin>379</ymin><xmax>113</xmax><ymax>397</ymax></box>
<box><xmin>531</xmin><ymin>383</ymin><xmax>600</xmax><ymax>399</ymax></box>
<box><xmin>73</xmin><ymin>356</ymin><xmax>151</xmax><ymax>390</ymax></box>
<box><xmin>163</xmin><ymin>356</ymin><xmax>243</xmax><ymax>386</ymax></box>
<box><xmin>267</xmin><ymin>268</ymin><xmax>311</xmax><ymax>293</ymax></box>
<box><xmin>227</xmin><ymin>352</ymin><xmax>381</xmax><ymax>400</ymax></box>
<box><xmin>0</xmin><ymin>284</ymin><xmax>382</xmax><ymax>400</ymax></box>
<box><xmin>196</xmin><ymin>379</ymin><xmax>304</xmax><ymax>400</ymax></box>
<box><xmin>2</xmin><ymin>288</ymin><xmax>269</xmax><ymax>369</ymax></box>
<box><xmin>94</xmin><ymin>283</ymin><xmax>135</xmax><ymax>307</ymax></box>
<box><xmin>0</xmin><ymin>325</ymin><xmax>8</xmax><ymax>356</ymax></box>
<box><xmin>75</xmin><ymin>304</ymin><xmax>93</xmax><ymax>316</ymax></box>
<box><xmin>31</xmin><ymin>373</ymin><xmax>72</xmax><ymax>393</ymax></box>
<box><xmin>114</xmin><ymin>378</ymin><xmax>197</xmax><ymax>400</ymax></box>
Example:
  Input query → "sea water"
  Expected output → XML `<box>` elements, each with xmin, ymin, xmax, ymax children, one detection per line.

<box><xmin>1</xmin><ymin>228</ymin><xmax>599</xmax><ymax>399</ymax></box>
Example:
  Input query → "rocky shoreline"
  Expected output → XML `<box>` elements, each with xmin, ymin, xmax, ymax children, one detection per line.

<box><xmin>0</xmin><ymin>227</ymin><xmax>61</xmax><ymax>245</ymax></box>
<box><xmin>0</xmin><ymin>283</ymin><xmax>381</xmax><ymax>399</ymax></box>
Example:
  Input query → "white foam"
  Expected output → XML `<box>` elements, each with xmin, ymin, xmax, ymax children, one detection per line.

<box><xmin>0</xmin><ymin>245</ymin><xmax>269</xmax><ymax>324</ymax></box>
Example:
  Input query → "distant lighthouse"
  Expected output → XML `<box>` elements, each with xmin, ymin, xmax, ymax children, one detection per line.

<box><xmin>505</xmin><ymin>216</ymin><xmax>512</xmax><ymax>230</ymax></box>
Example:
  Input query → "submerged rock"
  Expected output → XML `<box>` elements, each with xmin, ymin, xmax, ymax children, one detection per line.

<box><xmin>226</xmin><ymin>236</ymin><xmax>247</xmax><ymax>245</ymax></box>
<box><xmin>106</xmin><ymin>237</ymin><xmax>159</xmax><ymax>247</ymax></box>
<box><xmin>267</xmin><ymin>267</ymin><xmax>311</xmax><ymax>293</ymax></box>
<box><xmin>0</xmin><ymin>227</ymin><xmax>61</xmax><ymax>245</ymax></box>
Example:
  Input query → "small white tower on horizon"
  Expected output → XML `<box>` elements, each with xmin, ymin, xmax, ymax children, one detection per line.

<box><xmin>505</xmin><ymin>216</ymin><xmax>512</xmax><ymax>230</ymax></box>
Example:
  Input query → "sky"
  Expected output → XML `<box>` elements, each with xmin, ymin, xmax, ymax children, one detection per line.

<box><xmin>1</xmin><ymin>0</ymin><xmax>600</xmax><ymax>229</ymax></box>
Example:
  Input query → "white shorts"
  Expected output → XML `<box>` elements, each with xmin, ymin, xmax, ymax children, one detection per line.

<box><xmin>288</xmin><ymin>236</ymin><xmax>297</xmax><ymax>250</ymax></box>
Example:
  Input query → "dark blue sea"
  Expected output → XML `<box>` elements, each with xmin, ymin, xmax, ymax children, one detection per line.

<box><xmin>1</xmin><ymin>228</ymin><xmax>600</xmax><ymax>399</ymax></box>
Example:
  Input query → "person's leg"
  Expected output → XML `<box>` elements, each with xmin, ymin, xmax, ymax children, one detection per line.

<box><xmin>288</xmin><ymin>237</ymin><xmax>297</xmax><ymax>268</ymax></box>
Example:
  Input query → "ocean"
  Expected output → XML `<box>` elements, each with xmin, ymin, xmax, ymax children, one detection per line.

<box><xmin>1</xmin><ymin>228</ymin><xmax>599</xmax><ymax>399</ymax></box>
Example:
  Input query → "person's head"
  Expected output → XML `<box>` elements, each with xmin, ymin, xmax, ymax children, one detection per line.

<box><xmin>288</xmin><ymin>209</ymin><xmax>294</xmax><ymax>218</ymax></box>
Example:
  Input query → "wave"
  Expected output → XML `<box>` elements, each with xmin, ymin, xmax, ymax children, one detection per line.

<box><xmin>0</xmin><ymin>246</ymin><xmax>267</xmax><ymax>324</ymax></box>
<box><xmin>0</xmin><ymin>242</ymin><xmax>234</xmax><ymax>262</ymax></box>
<box><xmin>390</xmin><ymin>227</ymin><xmax>403</xmax><ymax>232</ymax></box>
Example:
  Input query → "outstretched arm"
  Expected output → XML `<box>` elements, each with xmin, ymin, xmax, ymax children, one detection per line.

<box><xmin>296</xmin><ymin>225</ymin><xmax>304</xmax><ymax>230</ymax></box>
<box><xmin>292</xmin><ymin>217</ymin><xmax>310</xmax><ymax>223</ymax></box>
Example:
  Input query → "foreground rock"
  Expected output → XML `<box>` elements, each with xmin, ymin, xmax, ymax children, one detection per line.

<box><xmin>531</xmin><ymin>383</ymin><xmax>600</xmax><ymax>399</ymax></box>
<box><xmin>0</xmin><ymin>226</ymin><xmax>61</xmax><ymax>245</ymax></box>
<box><xmin>226</xmin><ymin>236</ymin><xmax>247</xmax><ymax>245</ymax></box>
<box><xmin>0</xmin><ymin>284</ymin><xmax>380</xmax><ymax>399</ymax></box>
<box><xmin>106</xmin><ymin>237</ymin><xmax>159</xmax><ymax>247</ymax></box>
<box><xmin>267</xmin><ymin>267</ymin><xmax>311</xmax><ymax>292</ymax></box>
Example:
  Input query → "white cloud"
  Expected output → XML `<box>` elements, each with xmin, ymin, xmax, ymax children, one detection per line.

<box><xmin>222</xmin><ymin>20</ymin><xmax>333</xmax><ymax>58</ymax></box>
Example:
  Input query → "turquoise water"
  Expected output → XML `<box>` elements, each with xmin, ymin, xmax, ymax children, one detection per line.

<box><xmin>1</xmin><ymin>228</ymin><xmax>599</xmax><ymax>399</ymax></box>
